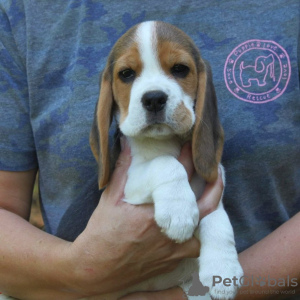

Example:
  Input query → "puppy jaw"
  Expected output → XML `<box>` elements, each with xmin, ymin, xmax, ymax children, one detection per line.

<box><xmin>112</xmin><ymin>21</ymin><xmax>198</xmax><ymax>139</ymax></box>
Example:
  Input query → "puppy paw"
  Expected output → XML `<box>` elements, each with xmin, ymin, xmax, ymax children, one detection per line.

<box><xmin>199</xmin><ymin>256</ymin><xmax>243</xmax><ymax>300</ymax></box>
<box><xmin>154</xmin><ymin>190</ymin><xmax>199</xmax><ymax>243</ymax></box>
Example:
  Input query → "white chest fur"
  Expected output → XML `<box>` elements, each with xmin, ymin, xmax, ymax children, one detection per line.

<box><xmin>124</xmin><ymin>137</ymin><xmax>200</xmax><ymax>243</ymax></box>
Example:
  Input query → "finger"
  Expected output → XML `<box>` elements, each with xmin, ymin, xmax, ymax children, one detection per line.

<box><xmin>197</xmin><ymin>168</ymin><xmax>224</xmax><ymax>220</ymax></box>
<box><xmin>173</xmin><ymin>237</ymin><xmax>200</xmax><ymax>259</ymax></box>
<box><xmin>151</xmin><ymin>287</ymin><xmax>187</xmax><ymax>300</ymax></box>
<box><xmin>103</xmin><ymin>137</ymin><xmax>132</xmax><ymax>203</ymax></box>
<box><xmin>158</xmin><ymin>287</ymin><xmax>187</xmax><ymax>300</ymax></box>
<box><xmin>177</xmin><ymin>142</ymin><xmax>194</xmax><ymax>181</ymax></box>
<box><xmin>119</xmin><ymin>292</ymin><xmax>148</xmax><ymax>300</ymax></box>
<box><xmin>120</xmin><ymin>287</ymin><xmax>186</xmax><ymax>300</ymax></box>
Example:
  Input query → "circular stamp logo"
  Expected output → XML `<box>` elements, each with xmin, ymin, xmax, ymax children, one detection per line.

<box><xmin>224</xmin><ymin>40</ymin><xmax>291</xmax><ymax>104</ymax></box>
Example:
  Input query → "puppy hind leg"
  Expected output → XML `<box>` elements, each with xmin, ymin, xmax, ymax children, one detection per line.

<box><xmin>197</xmin><ymin>204</ymin><xmax>243</xmax><ymax>300</ymax></box>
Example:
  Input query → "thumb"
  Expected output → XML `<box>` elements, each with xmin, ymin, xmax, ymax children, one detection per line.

<box><xmin>103</xmin><ymin>137</ymin><xmax>132</xmax><ymax>202</ymax></box>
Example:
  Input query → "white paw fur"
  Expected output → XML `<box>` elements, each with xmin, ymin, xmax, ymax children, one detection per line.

<box><xmin>154</xmin><ymin>184</ymin><xmax>199</xmax><ymax>242</ymax></box>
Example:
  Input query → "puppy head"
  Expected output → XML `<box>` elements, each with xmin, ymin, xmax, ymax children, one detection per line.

<box><xmin>90</xmin><ymin>21</ymin><xmax>224</xmax><ymax>188</ymax></box>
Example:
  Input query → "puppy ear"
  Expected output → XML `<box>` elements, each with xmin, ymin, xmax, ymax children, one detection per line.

<box><xmin>90</xmin><ymin>68</ymin><xmax>117</xmax><ymax>189</ymax></box>
<box><xmin>192</xmin><ymin>61</ymin><xmax>224</xmax><ymax>183</ymax></box>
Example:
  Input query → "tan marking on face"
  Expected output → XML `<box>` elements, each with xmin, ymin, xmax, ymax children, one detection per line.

<box><xmin>155</xmin><ymin>21</ymin><xmax>201</xmax><ymax>98</ymax></box>
<box><xmin>112</xmin><ymin>44</ymin><xmax>142</xmax><ymax>123</ymax></box>
<box><xmin>157</xmin><ymin>41</ymin><xmax>198</xmax><ymax>99</ymax></box>
<box><xmin>172</xmin><ymin>102</ymin><xmax>194</xmax><ymax>132</ymax></box>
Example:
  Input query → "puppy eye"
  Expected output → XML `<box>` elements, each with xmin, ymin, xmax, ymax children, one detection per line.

<box><xmin>118</xmin><ymin>68</ymin><xmax>136</xmax><ymax>83</ymax></box>
<box><xmin>171</xmin><ymin>64</ymin><xmax>190</xmax><ymax>78</ymax></box>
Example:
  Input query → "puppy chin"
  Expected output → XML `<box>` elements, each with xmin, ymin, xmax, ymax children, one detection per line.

<box><xmin>120</xmin><ymin>123</ymin><xmax>175</xmax><ymax>139</ymax></box>
<box><xmin>141</xmin><ymin>124</ymin><xmax>175</xmax><ymax>139</ymax></box>
<box><xmin>120</xmin><ymin>115</ymin><xmax>194</xmax><ymax>139</ymax></box>
<box><xmin>122</xmin><ymin>123</ymin><xmax>193</xmax><ymax>141</ymax></box>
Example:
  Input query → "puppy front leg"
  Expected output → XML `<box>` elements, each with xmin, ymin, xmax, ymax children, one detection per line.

<box><xmin>125</xmin><ymin>156</ymin><xmax>199</xmax><ymax>243</ymax></box>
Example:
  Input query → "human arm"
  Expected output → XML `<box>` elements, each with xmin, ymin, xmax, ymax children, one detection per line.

<box><xmin>235</xmin><ymin>212</ymin><xmax>300</xmax><ymax>299</ymax></box>
<box><xmin>0</xmin><ymin>169</ymin><xmax>77</xmax><ymax>299</ymax></box>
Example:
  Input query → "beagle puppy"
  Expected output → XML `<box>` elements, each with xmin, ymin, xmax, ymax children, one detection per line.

<box><xmin>89</xmin><ymin>21</ymin><xmax>243</xmax><ymax>300</ymax></box>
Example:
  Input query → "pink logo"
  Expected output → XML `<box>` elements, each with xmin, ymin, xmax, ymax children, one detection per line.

<box><xmin>224</xmin><ymin>40</ymin><xmax>291</xmax><ymax>104</ymax></box>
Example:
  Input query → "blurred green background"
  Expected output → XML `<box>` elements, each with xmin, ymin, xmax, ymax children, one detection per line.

<box><xmin>29</xmin><ymin>176</ymin><xmax>44</xmax><ymax>229</ymax></box>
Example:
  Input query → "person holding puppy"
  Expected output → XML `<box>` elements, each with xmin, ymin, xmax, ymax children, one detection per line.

<box><xmin>0</xmin><ymin>0</ymin><xmax>299</xmax><ymax>299</ymax></box>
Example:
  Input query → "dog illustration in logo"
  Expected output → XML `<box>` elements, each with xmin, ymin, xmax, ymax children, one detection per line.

<box><xmin>240</xmin><ymin>54</ymin><xmax>275</xmax><ymax>87</ymax></box>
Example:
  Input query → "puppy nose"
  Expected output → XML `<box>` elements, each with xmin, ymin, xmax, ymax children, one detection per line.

<box><xmin>142</xmin><ymin>91</ymin><xmax>168</xmax><ymax>113</ymax></box>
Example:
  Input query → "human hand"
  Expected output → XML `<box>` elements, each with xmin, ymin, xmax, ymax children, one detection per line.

<box><xmin>119</xmin><ymin>286</ymin><xmax>186</xmax><ymax>300</ymax></box>
<box><xmin>65</xmin><ymin>139</ymin><xmax>201</xmax><ymax>297</ymax></box>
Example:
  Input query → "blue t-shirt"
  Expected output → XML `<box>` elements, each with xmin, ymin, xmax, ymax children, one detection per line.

<box><xmin>0</xmin><ymin>0</ymin><xmax>299</xmax><ymax>271</ymax></box>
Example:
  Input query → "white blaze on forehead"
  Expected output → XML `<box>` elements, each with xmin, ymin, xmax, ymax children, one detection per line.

<box><xmin>135</xmin><ymin>21</ymin><xmax>162</xmax><ymax>75</ymax></box>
